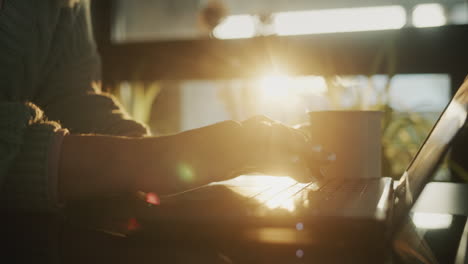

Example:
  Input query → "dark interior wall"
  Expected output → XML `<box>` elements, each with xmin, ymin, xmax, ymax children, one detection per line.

<box><xmin>99</xmin><ymin>26</ymin><xmax>468</xmax><ymax>83</ymax></box>
<box><xmin>91</xmin><ymin>1</ymin><xmax>468</xmax><ymax>83</ymax></box>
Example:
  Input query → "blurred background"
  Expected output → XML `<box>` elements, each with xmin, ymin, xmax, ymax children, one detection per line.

<box><xmin>90</xmin><ymin>0</ymin><xmax>468</xmax><ymax>180</ymax></box>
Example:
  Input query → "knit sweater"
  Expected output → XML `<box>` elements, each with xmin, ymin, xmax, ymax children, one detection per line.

<box><xmin>0</xmin><ymin>0</ymin><xmax>149</xmax><ymax>212</ymax></box>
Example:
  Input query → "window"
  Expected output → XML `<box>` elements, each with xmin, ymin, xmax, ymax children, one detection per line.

<box><xmin>113</xmin><ymin>0</ymin><xmax>468</xmax><ymax>42</ymax></box>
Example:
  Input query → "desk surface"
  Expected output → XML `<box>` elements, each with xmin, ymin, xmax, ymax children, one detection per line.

<box><xmin>60</xmin><ymin>182</ymin><xmax>468</xmax><ymax>264</ymax></box>
<box><xmin>4</xmin><ymin>182</ymin><xmax>468</xmax><ymax>264</ymax></box>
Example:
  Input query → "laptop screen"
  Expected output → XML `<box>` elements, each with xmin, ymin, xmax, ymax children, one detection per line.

<box><xmin>394</xmin><ymin>78</ymin><xmax>468</xmax><ymax>223</ymax></box>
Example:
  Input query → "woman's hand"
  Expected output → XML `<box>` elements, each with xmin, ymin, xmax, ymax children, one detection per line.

<box><xmin>59</xmin><ymin>116</ymin><xmax>334</xmax><ymax>200</ymax></box>
<box><xmin>236</xmin><ymin>116</ymin><xmax>334</xmax><ymax>181</ymax></box>
<box><xmin>136</xmin><ymin>116</ymin><xmax>334</xmax><ymax>193</ymax></box>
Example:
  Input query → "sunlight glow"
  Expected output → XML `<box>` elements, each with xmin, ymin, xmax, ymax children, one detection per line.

<box><xmin>258</xmin><ymin>73</ymin><xmax>327</xmax><ymax>108</ymax></box>
<box><xmin>293</xmin><ymin>76</ymin><xmax>327</xmax><ymax>95</ymax></box>
<box><xmin>264</xmin><ymin>193</ymin><xmax>297</xmax><ymax>212</ymax></box>
<box><xmin>412</xmin><ymin>212</ymin><xmax>453</xmax><ymax>229</ymax></box>
<box><xmin>274</xmin><ymin>6</ymin><xmax>406</xmax><ymax>36</ymax></box>
<box><xmin>259</xmin><ymin>74</ymin><xmax>292</xmax><ymax>102</ymax></box>
<box><xmin>213</xmin><ymin>15</ymin><xmax>256</xmax><ymax>39</ymax></box>
<box><xmin>413</xmin><ymin>4</ymin><xmax>446</xmax><ymax>28</ymax></box>
<box><xmin>211</xmin><ymin>175</ymin><xmax>318</xmax><ymax>212</ymax></box>
<box><xmin>254</xmin><ymin>227</ymin><xmax>298</xmax><ymax>244</ymax></box>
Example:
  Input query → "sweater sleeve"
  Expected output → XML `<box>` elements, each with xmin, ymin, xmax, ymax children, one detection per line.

<box><xmin>36</xmin><ymin>1</ymin><xmax>149</xmax><ymax>137</ymax></box>
<box><xmin>0</xmin><ymin>102</ymin><xmax>68</xmax><ymax>212</ymax></box>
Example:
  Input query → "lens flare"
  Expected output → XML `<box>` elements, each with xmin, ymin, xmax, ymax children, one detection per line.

<box><xmin>177</xmin><ymin>163</ymin><xmax>195</xmax><ymax>182</ymax></box>
<box><xmin>296</xmin><ymin>249</ymin><xmax>304</xmax><ymax>258</ymax></box>
<box><xmin>127</xmin><ymin>218</ymin><xmax>140</xmax><ymax>231</ymax></box>
<box><xmin>145</xmin><ymin>192</ymin><xmax>160</xmax><ymax>205</ymax></box>
<box><xmin>259</xmin><ymin>74</ymin><xmax>291</xmax><ymax>101</ymax></box>
<box><xmin>258</xmin><ymin>73</ymin><xmax>328</xmax><ymax>109</ymax></box>
<box><xmin>296</xmin><ymin>222</ymin><xmax>304</xmax><ymax>231</ymax></box>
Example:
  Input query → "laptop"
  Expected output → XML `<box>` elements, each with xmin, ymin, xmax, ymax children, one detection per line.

<box><xmin>68</xmin><ymin>77</ymin><xmax>468</xmax><ymax>263</ymax></box>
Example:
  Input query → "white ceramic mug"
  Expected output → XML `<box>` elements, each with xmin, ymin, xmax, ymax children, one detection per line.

<box><xmin>307</xmin><ymin>111</ymin><xmax>383</xmax><ymax>179</ymax></box>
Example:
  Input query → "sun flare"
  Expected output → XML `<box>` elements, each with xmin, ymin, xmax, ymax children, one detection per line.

<box><xmin>259</xmin><ymin>74</ymin><xmax>292</xmax><ymax>102</ymax></box>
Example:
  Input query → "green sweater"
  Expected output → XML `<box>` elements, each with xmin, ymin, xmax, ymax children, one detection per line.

<box><xmin>0</xmin><ymin>0</ymin><xmax>148</xmax><ymax>212</ymax></box>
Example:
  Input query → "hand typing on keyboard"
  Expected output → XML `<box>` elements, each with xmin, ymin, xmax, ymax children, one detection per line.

<box><xmin>135</xmin><ymin>115</ymin><xmax>335</xmax><ymax>194</ymax></box>
<box><xmin>233</xmin><ymin>116</ymin><xmax>335</xmax><ymax>183</ymax></box>
<box><xmin>60</xmin><ymin>115</ymin><xmax>336</xmax><ymax>203</ymax></box>
<box><xmin>60</xmin><ymin>116</ymin><xmax>335</xmax><ymax>202</ymax></box>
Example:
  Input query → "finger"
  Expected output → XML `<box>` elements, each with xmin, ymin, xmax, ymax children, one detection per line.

<box><xmin>243</xmin><ymin>115</ymin><xmax>276</xmax><ymax>127</ymax></box>
<box><xmin>270</xmin><ymin>125</ymin><xmax>336</xmax><ymax>168</ymax></box>
<box><xmin>266</xmin><ymin>123</ymin><xmax>322</xmax><ymax>165</ymax></box>
<box><xmin>241</xmin><ymin>119</ymin><xmax>307</xmax><ymax>166</ymax></box>
<box><xmin>240</xmin><ymin>117</ymin><xmax>336</xmax><ymax>179</ymax></box>
<box><xmin>262</xmin><ymin>127</ymin><xmax>336</xmax><ymax>182</ymax></box>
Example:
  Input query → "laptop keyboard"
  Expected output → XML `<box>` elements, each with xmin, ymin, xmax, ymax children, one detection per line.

<box><xmin>161</xmin><ymin>176</ymin><xmax>372</xmax><ymax>214</ymax></box>
<box><xmin>304</xmin><ymin>178</ymin><xmax>371</xmax><ymax>211</ymax></box>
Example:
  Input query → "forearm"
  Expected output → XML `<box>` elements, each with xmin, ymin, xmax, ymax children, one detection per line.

<box><xmin>58</xmin><ymin>129</ymin><xmax>239</xmax><ymax>201</ymax></box>
<box><xmin>59</xmin><ymin>135</ymin><xmax>140</xmax><ymax>201</ymax></box>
